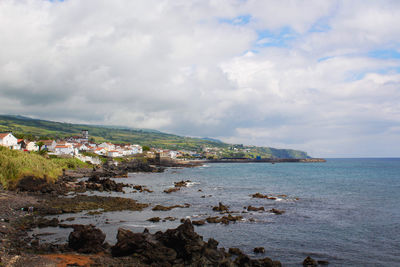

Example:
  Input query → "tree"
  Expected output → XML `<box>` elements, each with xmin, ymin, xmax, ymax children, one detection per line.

<box><xmin>36</xmin><ymin>141</ymin><xmax>44</xmax><ymax>151</ymax></box>
<box><xmin>142</xmin><ymin>145</ymin><xmax>150</xmax><ymax>152</ymax></box>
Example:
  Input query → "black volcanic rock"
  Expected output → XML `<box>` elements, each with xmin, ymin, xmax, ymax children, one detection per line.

<box><xmin>112</xmin><ymin>220</ymin><xmax>282</xmax><ymax>266</ymax></box>
<box><xmin>68</xmin><ymin>224</ymin><xmax>106</xmax><ymax>253</ymax></box>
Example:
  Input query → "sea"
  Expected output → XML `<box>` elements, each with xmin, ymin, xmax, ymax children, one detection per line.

<box><xmin>36</xmin><ymin>158</ymin><xmax>400</xmax><ymax>266</ymax></box>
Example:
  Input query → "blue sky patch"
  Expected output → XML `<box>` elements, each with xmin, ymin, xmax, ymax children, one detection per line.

<box><xmin>255</xmin><ymin>27</ymin><xmax>298</xmax><ymax>48</ymax></box>
<box><xmin>218</xmin><ymin>15</ymin><xmax>251</xmax><ymax>26</ymax></box>
<box><xmin>368</xmin><ymin>49</ymin><xmax>400</xmax><ymax>60</ymax></box>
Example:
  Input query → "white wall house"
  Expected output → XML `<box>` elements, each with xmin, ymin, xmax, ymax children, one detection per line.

<box><xmin>74</xmin><ymin>143</ymin><xmax>89</xmax><ymax>151</ymax></box>
<box><xmin>94</xmin><ymin>147</ymin><xmax>107</xmax><ymax>156</ymax></box>
<box><xmin>130</xmin><ymin>144</ymin><xmax>143</xmax><ymax>154</ymax></box>
<box><xmin>98</xmin><ymin>142</ymin><xmax>115</xmax><ymax>151</ymax></box>
<box><xmin>169</xmin><ymin>150</ymin><xmax>179</xmax><ymax>159</ymax></box>
<box><xmin>107</xmin><ymin>150</ymin><xmax>121</xmax><ymax>157</ymax></box>
<box><xmin>0</xmin><ymin>133</ymin><xmax>19</xmax><ymax>149</ymax></box>
<box><xmin>26</xmin><ymin>141</ymin><xmax>39</xmax><ymax>152</ymax></box>
<box><xmin>39</xmin><ymin>140</ymin><xmax>57</xmax><ymax>151</ymax></box>
<box><xmin>54</xmin><ymin>145</ymin><xmax>76</xmax><ymax>155</ymax></box>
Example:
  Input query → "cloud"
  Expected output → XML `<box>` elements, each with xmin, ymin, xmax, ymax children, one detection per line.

<box><xmin>0</xmin><ymin>0</ymin><xmax>400</xmax><ymax>157</ymax></box>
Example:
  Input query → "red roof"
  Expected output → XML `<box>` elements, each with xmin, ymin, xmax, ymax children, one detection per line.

<box><xmin>0</xmin><ymin>133</ymin><xmax>11</xmax><ymax>139</ymax></box>
<box><xmin>55</xmin><ymin>145</ymin><xmax>69</xmax><ymax>148</ymax></box>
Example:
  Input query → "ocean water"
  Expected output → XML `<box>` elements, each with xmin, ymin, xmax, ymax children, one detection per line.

<box><xmin>37</xmin><ymin>159</ymin><xmax>400</xmax><ymax>266</ymax></box>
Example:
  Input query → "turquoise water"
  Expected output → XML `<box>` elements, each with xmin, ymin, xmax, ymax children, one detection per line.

<box><xmin>39</xmin><ymin>159</ymin><xmax>400</xmax><ymax>266</ymax></box>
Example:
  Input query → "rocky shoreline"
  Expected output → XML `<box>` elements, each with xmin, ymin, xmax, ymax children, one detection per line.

<box><xmin>0</xmin><ymin>159</ymin><xmax>326</xmax><ymax>266</ymax></box>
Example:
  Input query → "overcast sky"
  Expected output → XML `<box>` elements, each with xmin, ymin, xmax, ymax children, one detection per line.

<box><xmin>1</xmin><ymin>0</ymin><xmax>400</xmax><ymax>157</ymax></box>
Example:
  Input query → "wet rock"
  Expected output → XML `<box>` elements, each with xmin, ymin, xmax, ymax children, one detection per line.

<box><xmin>164</xmin><ymin>187</ymin><xmax>180</xmax><ymax>193</ymax></box>
<box><xmin>37</xmin><ymin>218</ymin><xmax>59</xmax><ymax>228</ymax></box>
<box><xmin>174</xmin><ymin>180</ymin><xmax>191</xmax><ymax>187</ymax></box>
<box><xmin>247</xmin><ymin>205</ymin><xmax>265</xmax><ymax>212</ymax></box>
<box><xmin>86</xmin><ymin>175</ymin><xmax>127</xmax><ymax>192</ymax></box>
<box><xmin>303</xmin><ymin>256</ymin><xmax>318</xmax><ymax>267</ymax></box>
<box><xmin>41</xmin><ymin>195</ymin><xmax>149</xmax><ymax>214</ymax></box>
<box><xmin>206</xmin><ymin>216</ymin><xmax>220</xmax><ymax>224</ymax></box>
<box><xmin>205</xmin><ymin>215</ymin><xmax>242</xmax><ymax>225</ymax></box>
<box><xmin>68</xmin><ymin>224</ymin><xmax>106</xmax><ymax>253</ymax></box>
<box><xmin>270</xmin><ymin>208</ymin><xmax>285</xmax><ymax>215</ymax></box>
<box><xmin>147</xmin><ymin>217</ymin><xmax>161</xmax><ymax>222</ymax></box>
<box><xmin>254</xmin><ymin>247</ymin><xmax>265</xmax><ymax>253</ymax></box>
<box><xmin>152</xmin><ymin>204</ymin><xmax>190</xmax><ymax>211</ymax></box>
<box><xmin>228</xmin><ymin>247</ymin><xmax>242</xmax><ymax>255</ymax></box>
<box><xmin>251</xmin><ymin>192</ymin><xmax>269</xmax><ymax>199</ymax></box>
<box><xmin>317</xmin><ymin>260</ymin><xmax>329</xmax><ymax>265</ymax></box>
<box><xmin>164</xmin><ymin>216</ymin><xmax>176</xmax><ymax>221</ymax></box>
<box><xmin>212</xmin><ymin>202</ymin><xmax>229</xmax><ymax>212</ymax></box>
<box><xmin>192</xmin><ymin>220</ymin><xmax>206</xmax><ymax>226</ymax></box>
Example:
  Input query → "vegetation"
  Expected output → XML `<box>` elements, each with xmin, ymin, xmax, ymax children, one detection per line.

<box><xmin>0</xmin><ymin>146</ymin><xmax>88</xmax><ymax>189</ymax></box>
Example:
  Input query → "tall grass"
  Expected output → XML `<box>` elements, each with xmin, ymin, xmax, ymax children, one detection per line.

<box><xmin>0</xmin><ymin>146</ymin><xmax>89</xmax><ymax>189</ymax></box>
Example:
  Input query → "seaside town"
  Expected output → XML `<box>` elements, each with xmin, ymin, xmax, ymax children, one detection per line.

<box><xmin>0</xmin><ymin>130</ymin><xmax>217</xmax><ymax>164</ymax></box>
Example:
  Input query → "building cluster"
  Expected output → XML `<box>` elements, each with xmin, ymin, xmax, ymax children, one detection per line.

<box><xmin>0</xmin><ymin>131</ymin><xmax>224</xmax><ymax>161</ymax></box>
<box><xmin>0</xmin><ymin>131</ymin><xmax>142</xmax><ymax>158</ymax></box>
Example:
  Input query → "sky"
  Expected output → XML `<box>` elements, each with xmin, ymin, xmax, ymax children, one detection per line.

<box><xmin>1</xmin><ymin>0</ymin><xmax>400</xmax><ymax>157</ymax></box>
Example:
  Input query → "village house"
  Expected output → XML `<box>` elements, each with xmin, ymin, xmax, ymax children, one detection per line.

<box><xmin>73</xmin><ymin>143</ymin><xmax>89</xmax><ymax>151</ymax></box>
<box><xmin>93</xmin><ymin>147</ymin><xmax>107</xmax><ymax>156</ymax></box>
<box><xmin>107</xmin><ymin>150</ymin><xmax>121</xmax><ymax>157</ymax></box>
<box><xmin>54</xmin><ymin>144</ymin><xmax>76</xmax><ymax>156</ymax></box>
<box><xmin>0</xmin><ymin>133</ymin><xmax>19</xmax><ymax>150</ymax></box>
<box><xmin>38</xmin><ymin>140</ymin><xmax>57</xmax><ymax>151</ymax></box>
<box><xmin>98</xmin><ymin>142</ymin><xmax>115</xmax><ymax>151</ymax></box>
<box><xmin>26</xmin><ymin>141</ymin><xmax>39</xmax><ymax>152</ymax></box>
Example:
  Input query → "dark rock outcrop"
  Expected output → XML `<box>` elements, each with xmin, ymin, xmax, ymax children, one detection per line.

<box><xmin>269</xmin><ymin>208</ymin><xmax>285</xmax><ymax>215</ymax></box>
<box><xmin>192</xmin><ymin>219</ymin><xmax>206</xmax><ymax>226</ymax></box>
<box><xmin>247</xmin><ymin>205</ymin><xmax>265</xmax><ymax>212</ymax></box>
<box><xmin>152</xmin><ymin>204</ymin><xmax>190</xmax><ymax>211</ymax></box>
<box><xmin>164</xmin><ymin>187</ymin><xmax>180</xmax><ymax>193</ymax></box>
<box><xmin>68</xmin><ymin>224</ymin><xmax>106</xmax><ymax>253</ymax></box>
<box><xmin>303</xmin><ymin>256</ymin><xmax>318</xmax><ymax>267</ymax></box>
<box><xmin>86</xmin><ymin>175</ymin><xmax>127</xmax><ymax>192</ymax></box>
<box><xmin>111</xmin><ymin>220</ymin><xmax>281</xmax><ymax>266</ymax></box>
<box><xmin>254</xmin><ymin>247</ymin><xmax>265</xmax><ymax>253</ymax></box>
<box><xmin>147</xmin><ymin>217</ymin><xmax>161</xmax><ymax>222</ymax></box>
<box><xmin>212</xmin><ymin>202</ymin><xmax>229</xmax><ymax>212</ymax></box>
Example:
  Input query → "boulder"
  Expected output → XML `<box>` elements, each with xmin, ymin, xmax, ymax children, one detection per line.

<box><xmin>111</xmin><ymin>220</ymin><xmax>282</xmax><ymax>266</ymax></box>
<box><xmin>68</xmin><ymin>224</ymin><xmax>106</xmax><ymax>253</ymax></box>
<box><xmin>270</xmin><ymin>208</ymin><xmax>285</xmax><ymax>215</ymax></box>
<box><xmin>192</xmin><ymin>219</ymin><xmax>206</xmax><ymax>226</ymax></box>
<box><xmin>247</xmin><ymin>205</ymin><xmax>265</xmax><ymax>212</ymax></box>
<box><xmin>303</xmin><ymin>256</ymin><xmax>318</xmax><ymax>267</ymax></box>
<box><xmin>212</xmin><ymin>202</ymin><xmax>229</xmax><ymax>212</ymax></box>
<box><xmin>147</xmin><ymin>217</ymin><xmax>161</xmax><ymax>222</ymax></box>
<box><xmin>228</xmin><ymin>247</ymin><xmax>242</xmax><ymax>255</ymax></box>
<box><xmin>254</xmin><ymin>247</ymin><xmax>265</xmax><ymax>253</ymax></box>
<box><xmin>164</xmin><ymin>187</ymin><xmax>180</xmax><ymax>193</ymax></box>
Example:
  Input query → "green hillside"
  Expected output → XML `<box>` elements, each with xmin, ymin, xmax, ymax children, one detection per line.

<box><xmin>0</xmin><ymin>115</ymin><xmax>309</xmax><ymax>159</ymax></box>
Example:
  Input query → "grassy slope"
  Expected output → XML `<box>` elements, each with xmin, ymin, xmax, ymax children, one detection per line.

<box><xmin>0</xmin><ymin>146</ymin><xmax>88</xmax><ymax>189</ymax></box>
<box><xmin>0</xmin><ymin>115</ymin><xmax>309</xmax><ymax>158</ymax></box>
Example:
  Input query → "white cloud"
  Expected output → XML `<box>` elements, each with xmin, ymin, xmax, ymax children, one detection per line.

<box><xmin>0</xmin><ymin>0</ymin><xmax>400</xmax><ymax>157</ymax></box>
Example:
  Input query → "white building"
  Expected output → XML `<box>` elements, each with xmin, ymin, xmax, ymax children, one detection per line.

<box><xmin>94</xmin><ymin>147</ymin><xmax>107</xmax><ymax>156</ymax></box>
<box><xmin>54</xmin><ymin>145</ymin><xmax>76</xmax><ymax>155</ymax></box>
<box><xmin>39</xmin><ymin>140</ymin><xmax>57</xmax><ymax>151</ymax></box>
<box><xmin>0</xmin><ymin>133</ymin><xmax>19</xmax><ymax>150</ymax></box>
<box><xmin>107</xmin><ymin>150</ymin><xmax>121</xmax><ymax>157</ymax></box>
<box><xmin>98</xmin><ymin>142</ymin><xmax>115</xmax><ymax>151</ymax></box>
<box><xmin>26</xmin><ymin>141</ymin><xmax>39</xmax><ymax>152</ymax></box>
